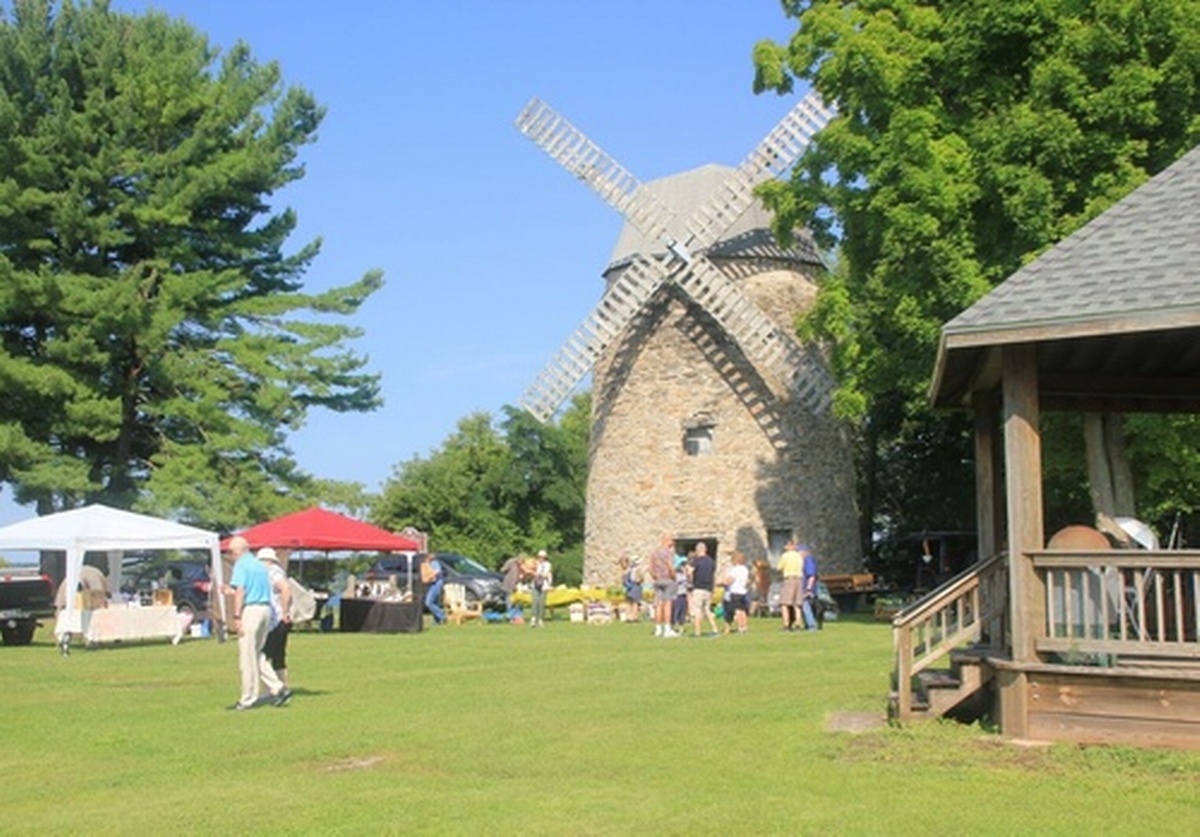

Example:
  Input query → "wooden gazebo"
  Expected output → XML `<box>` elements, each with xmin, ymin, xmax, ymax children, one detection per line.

<box><xmin>892</xmin><ymin>146</ymin><xmax>1200</xmax><ymax>747</ymax></box>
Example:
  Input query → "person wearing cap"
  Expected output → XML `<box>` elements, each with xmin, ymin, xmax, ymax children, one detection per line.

<box><xmin>259</xmin><ymin>547</ymin><xmax>294</xmax><ymax>691</ymax></box>
<box><xmin>777</xmin><ymin>540</ymin><xmax>805</xmax><ymax>632</ymax></box>
<box><xmin>530</xmin><ymin>549</ymin><xmax>553</xmax><ymax>627</ymax></box>
<box><xmin>227</xmin><ymin>536</ymin><xmax>290</xmax><ymax>710</ymax></box>
<box><xmin>798</xmin><ymin>544</ymin><xmax>820</xmax><ymax>631</ymax></box>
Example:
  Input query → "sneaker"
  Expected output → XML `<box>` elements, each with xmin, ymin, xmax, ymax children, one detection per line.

<box><xmin>273</xmin><ymin>688</ymin><xmax>293</xmax><ymax>707</ymax></box>
<box><xmin>663</xmin><ymin>628</ymin><xmax>680</xmax><ymax>638</ymax></box>
<box><xmin>654</xmin><ymin>625</ymin><xmax>663</xmax><ymax>637</ymax></box>
<box><xmin>227</xmin><ymin>701</ymin><xmax>253</xmax><ymax>711</ymax></box>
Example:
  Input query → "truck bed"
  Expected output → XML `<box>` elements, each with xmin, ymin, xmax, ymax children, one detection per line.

<box><xmin>0</xmin><ymin>569</ymin><xmax>55</xmax><ymax>616</ymax></box>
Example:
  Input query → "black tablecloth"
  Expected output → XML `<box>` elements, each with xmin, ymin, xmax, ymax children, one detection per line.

<box><xmin>339</xmin><ymin>598</ymin><xmax>423</xmax><ymax>633</ymax></box>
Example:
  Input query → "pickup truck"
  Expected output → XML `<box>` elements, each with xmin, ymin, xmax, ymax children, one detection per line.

<box><xmin>0</xmin><ymin>567</ymin><xmax>55</xmax><ymax>645</ymax></box>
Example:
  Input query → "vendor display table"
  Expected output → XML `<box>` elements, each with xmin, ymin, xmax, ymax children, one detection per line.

<box><xmin>340</xmin><ymin>597</ymin><xmax>422</xmax><ymax>634</ymax></box>
<box><xmin>55</xmin><ymin>605</ymin><xmax>183</xmax><ymax>647</ymax></box>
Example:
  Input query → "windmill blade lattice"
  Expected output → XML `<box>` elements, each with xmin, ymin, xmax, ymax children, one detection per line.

<box><xmin>673</xmin><ymin>256</ymin><xmax>835</xmax><ymax>413</ymax></box>
<box><xmin>515</xmin><ymin>90</ymin><xmax>837</xmax><ymax>420</ymax></box>
<box><xmin>515</xmin><ymin>99</ymin><xmax>677</xmax><ymax>248</ymax></box>
<box><xmin>682</xmin><ymin>90</ymin><xmax>834</xmax><ymax>252</ymax></box>
<box><xmin>518</xmin><ymin>256</ymin><xmax>669</xmax><ymax>422</ymax></box>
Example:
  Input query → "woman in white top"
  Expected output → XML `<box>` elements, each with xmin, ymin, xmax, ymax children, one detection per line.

<box><xmin>723</xmin><ymin>551</ymin><xmax>751</xmax><ymax>634</ymax></box>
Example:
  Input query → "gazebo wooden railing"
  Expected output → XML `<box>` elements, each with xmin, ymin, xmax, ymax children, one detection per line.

<box><xmin>1025</xmin><ymin>549</ymin><xmax>1200</xmax><ymax>662</ymax></box>
<box><xmin>892</xmin><ymin>551</ymin><xmax>1008</xmax><ymax>720</ymax></box>
<box><xmin>895</xmin><ymin>547</ymin><xmax>1200</xmax><ymax>734</ymax></box>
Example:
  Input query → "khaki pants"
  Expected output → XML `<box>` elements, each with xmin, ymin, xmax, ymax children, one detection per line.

<box><xmin>238</xmin><ymin>603</ymin><xmax>282</xmax><ymax>705</ymax></box>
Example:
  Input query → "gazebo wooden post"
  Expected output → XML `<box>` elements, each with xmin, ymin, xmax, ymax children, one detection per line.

<box><xmin>972</xmin><ymin>390</ymin><xmax>1004</xmax><ymax>561</ymax></box>
<box><xmin>998</xmin><ymin>345</ymin><xmax>1045</xmax><ymax>739</ymax></box>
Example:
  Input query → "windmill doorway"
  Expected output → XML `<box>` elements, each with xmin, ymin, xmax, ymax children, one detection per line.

<box><xmin>676</xmin><ymin>537</ymin><xmax>719</xmax><ymax>563</ymax></box>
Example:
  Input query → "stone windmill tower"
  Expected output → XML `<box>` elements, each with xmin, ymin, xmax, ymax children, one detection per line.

<box><xmin>514</xmin><ymin>92</ymin><xmax>859</xmax><ymax>586</ymax></box>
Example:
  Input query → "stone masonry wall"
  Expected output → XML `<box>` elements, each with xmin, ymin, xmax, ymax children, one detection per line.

<box><xmin>583</xmin><ymin>259</ymin><xmax>860</xmax><ymax>587</ymax></box>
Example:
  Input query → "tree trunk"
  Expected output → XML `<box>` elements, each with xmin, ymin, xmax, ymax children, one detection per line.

<box><xmin>1084</xmin><ymin>412</ymin><xmax>1136</xmax><ymax>522</ymax></box>
<box><xmin>860</xmin><ymin>419</ymin><xmax>878</xmax><ymax>558</ymax></box>
<box><xmin>1104</xmin><ymin>412</ymin><xmax>1136</xmax><ymax>514</ymax></box>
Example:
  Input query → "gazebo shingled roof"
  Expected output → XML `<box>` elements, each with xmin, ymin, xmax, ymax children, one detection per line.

<box><xmin>932</xmin><ymin>145</ymin><xmax>1200</xmax><ymax>413</ymax></box>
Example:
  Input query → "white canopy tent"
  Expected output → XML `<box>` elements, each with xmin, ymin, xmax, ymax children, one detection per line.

<box><xmin>0</xmin><ymin>505</ymin><xmax>224</xmax><ymax>645</ymax></box>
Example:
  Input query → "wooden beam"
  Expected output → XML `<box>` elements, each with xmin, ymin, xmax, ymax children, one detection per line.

<box><xmin>1003</xmin><ymin>344</ymin><xmax>1044</xmax><ymax>662</ymax></box>
<box><xmin>1041</xmin><ymin>396</ymin><xmax>1200</xmax><ymax>413</ymax></box>
<box><xmin>1041</xmin><ymin>373</ymin><xmax>1200</xmax><ymax>400</ymax></box>
<box><xmin>1001</xmin><ymin>345</ymin><xmax>1043</xmax><ymax>741</ymax></box>
<box><xmin>972</xmin><ymin>390</ymin><xmax>1003</xmax><ymax>559</ymax></box>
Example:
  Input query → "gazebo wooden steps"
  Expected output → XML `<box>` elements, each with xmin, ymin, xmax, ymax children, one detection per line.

<box><xmin>890</xmin><ymin>647</ymin><xmax>994</xmax><ymax>721</ymax></box>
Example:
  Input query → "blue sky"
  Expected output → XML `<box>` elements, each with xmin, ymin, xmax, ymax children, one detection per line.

<box><xmin>2</xmin><ymin>1</ymin><xmax>807</xmax><ymax>525</ymax></box>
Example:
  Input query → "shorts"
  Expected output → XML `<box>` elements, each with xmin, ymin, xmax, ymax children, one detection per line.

<box><xmin>654</xmin><ymin>580</ymin><xmax>677</xmax><ymax>602</ymax></box>
<box><xmin>689</xmin><ymin>588</ymin><xmax>713</xmax><ymax>617</ymax></box>
<box><xmin>779</xmin><ymin>577</ymin><xmax>804</xmax><ymax>606</ymax></box>
<box><xmin>727</xmin><ymin>593</ymin><xmax>748</xmax><ymax>614</ymax></box>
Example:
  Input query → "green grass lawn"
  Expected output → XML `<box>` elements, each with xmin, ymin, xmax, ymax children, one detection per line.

<box><xmin>2</xmin><ymin>613</ymin><xmax>1198</xmax><ymax>835</ymax></box>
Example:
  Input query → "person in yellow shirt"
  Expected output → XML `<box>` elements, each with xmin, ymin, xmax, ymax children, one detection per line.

<box><xmin>777</xmin><ymin>541</ymin><xmax>804</xmax><ymax>632</ymax></box>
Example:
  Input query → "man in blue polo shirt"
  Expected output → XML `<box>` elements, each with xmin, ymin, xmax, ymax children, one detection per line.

<box><xmin>799</xmin><ymin>544</ymin><xmax>820</xmax><ymax>631</ymax></box>
<box><xmin>228</xmin><ymin>536</ymin><xmax>291</xmax><ymax>710</ymax></box>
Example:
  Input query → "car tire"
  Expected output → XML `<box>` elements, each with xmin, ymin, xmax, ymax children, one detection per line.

<box><xmin>2</xmin><ymin>620</ymin><xmax>36</xmax><ymax>646</ymax></box>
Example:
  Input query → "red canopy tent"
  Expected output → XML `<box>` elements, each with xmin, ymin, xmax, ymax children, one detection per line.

<box><xmin>222</xmin><ymin>507</ymin><xmax>420</xmax><ymax>552</ymax></box>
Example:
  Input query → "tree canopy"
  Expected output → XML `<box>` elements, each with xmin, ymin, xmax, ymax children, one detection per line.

<box><xmin>373</xmin><ymin>395</ymin><xmax>589</xmax><ymax>585</ymax></box>
<box><xmin>754</xmin><ymin>0</ymin><xmax>1200</xmax><ymax>536</ymax></box>
<box><xmin>0</xmin><ymin>0</ymin><xmax>382</xmax><ymax>528</ymax></box>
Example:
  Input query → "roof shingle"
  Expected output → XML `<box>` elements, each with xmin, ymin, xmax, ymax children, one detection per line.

<box><xmin>945</xmin><ymin>146</ymin><xmax>1200</xmax><ymax>337</ymax></box>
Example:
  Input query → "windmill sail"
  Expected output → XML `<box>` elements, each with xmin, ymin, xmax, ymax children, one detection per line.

<box><xmin>674</xmin><ymin>257</ymin><xmax>835</xmax><ymax>414</ymax></box>
<box><xmin>518</xmin><ymin>257</ymin><xmax>669</xmax><ymax>422</ymax></box>
<box><xmin>682</xmin><ymin>91</ymin><xmax>834</xmax><ymax>251</ymax></box>
<box><xmin>515</xmin><ymin>99</ymin><xmax>676</xmax><ymax>246</ymax></box>
<box><xmin>515</xmin><ymin>89</ymin><xmax>837</xmax><ymax>421</ymax></box>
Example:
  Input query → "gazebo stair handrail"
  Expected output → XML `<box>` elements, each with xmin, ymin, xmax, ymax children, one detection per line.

<box><xmin>891</xmin><ymin>551</ymin><xmax>1009</xmax><ymax>722</ymax></box>
<box><xmin>893</xmin><ymin>551</ymin><xmax>1009</xmax><ymax>650</ymax></box>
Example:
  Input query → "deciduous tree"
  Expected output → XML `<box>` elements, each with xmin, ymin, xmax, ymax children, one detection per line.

<box><xmin>755</xmin><ymin>0</ymin><xmax>1199</xmax><ymax>537</ymax></box>
<box><xmin>374</xmin><ymin>395</ymin><xmax>589</xmax><ymax>584</ymax></box>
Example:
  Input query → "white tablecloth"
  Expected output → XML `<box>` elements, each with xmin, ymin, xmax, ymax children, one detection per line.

<box><xmin>55</xmin><ymin>605</ymin><xmax>183</xmax><ymax>646</ymax></box>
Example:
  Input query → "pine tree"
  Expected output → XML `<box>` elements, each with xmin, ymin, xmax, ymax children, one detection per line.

<box><xmin>0</xmin><ymin>0</ymin><xmax>381</xmax><ymax>528</ymax></box>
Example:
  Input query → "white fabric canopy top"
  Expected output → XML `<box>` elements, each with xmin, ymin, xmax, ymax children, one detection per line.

<box><xmin>0</xmin><ymin>504</ymin><xmax>225</xmax><ymax>643</ymax></box>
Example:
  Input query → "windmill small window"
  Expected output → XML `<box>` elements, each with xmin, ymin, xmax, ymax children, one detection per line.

<box><xmin>683</xmin><ymin>413</ymin><xmax>716</xmax><ymax>456</ymax></box>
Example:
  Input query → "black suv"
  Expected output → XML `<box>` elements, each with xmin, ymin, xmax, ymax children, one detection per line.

<box><xmin>122</xmin><ymin>559</ymin><xmax>213</xmax><ymax>619</ymax></box>
<box><xmin>367</xmin><ymin>552</ymin><xmax>505</xmax><ymax>610</ymax></box>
